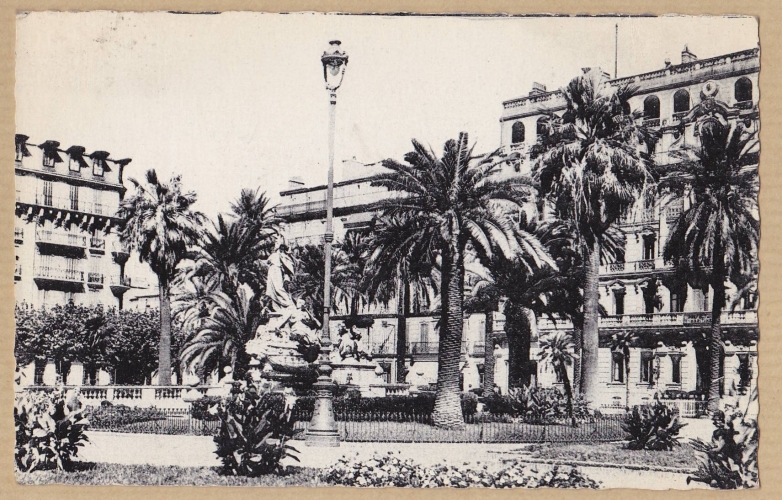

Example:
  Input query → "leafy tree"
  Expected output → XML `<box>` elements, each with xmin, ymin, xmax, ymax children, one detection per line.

<box><xmin>370</xmin><ymin>133</ymin><xmax>542</xmax><ymax>428</ymax></box>
<box><xmin>532</xmin><ymin>69</ymin><xmax>658</xmax><ymax>407</ymax></box>
<box><xmin>117</xmin><ymin>169</ymin><xmax>204</xmax><ymax>385</ymax></box>
<box><xmin>288</xmin><ymin>243</ymin><xmax>355</xmax><ymax>321</ymax></box>
<box><xmin>660</xmin><ymin>100</ymin><xmax>759</xmax><ymax>412</ymax></box>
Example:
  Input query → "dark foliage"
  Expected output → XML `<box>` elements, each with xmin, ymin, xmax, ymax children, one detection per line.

<box><xmin>621</xmin><ymin>402</ymin><xmax>686</xmax><ymax>451</ymax></box>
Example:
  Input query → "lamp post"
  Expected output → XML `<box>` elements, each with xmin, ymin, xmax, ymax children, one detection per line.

<box><xmin>305</xmin><ymin>40</ymin><xmax>348</xmax><ymax>447</ymax></box>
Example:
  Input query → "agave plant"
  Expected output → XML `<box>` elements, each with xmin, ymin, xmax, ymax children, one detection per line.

<box><xmin>621</xmin><ymin>401</ymin><xmax>686</xmax><ymax>451</ymax></box>
<box><xmin>15</xmin><ymin>388</ymin><xmax>90</xmax><ymax>472</ymax></box>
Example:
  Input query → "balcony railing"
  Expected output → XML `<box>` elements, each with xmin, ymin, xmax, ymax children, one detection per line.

<box><xmin>468</xmin><ymin>341</ymin><xmax>486</xmax><ymax>357</ymax></box>
<box><xmin>665</xmin><ymin>204</ymin><xmax>683</xmax><ymax>223</ymax></box>
<box><xmin>14</xmin><ymin>227</ymin><xmax>24</xmax><ymax>242</ymax></box>
<box><xmin>87</xmin><ymin>272</ymin><xmax>104</xmax><ymax>286</ymax></box>
<box><xmin>34</xmin><ymin>266</ymin><xmax>84</xmax><ymax>283</ymax></box>
<box><xmin>600</xmin><ymin>258</ymin><xmax>667</xmax><ymax>275</ymax></box>
<box><xmin>537</xmin><ymin>310</ymin><xmax>758</xmax><ymax>331</ymax></box>
<box><xmin>275</xmin><ymin>200</ymin><xmax>327</xmax><ymax>217</ymax></box>
<box><xmin>643</xmin><ymin>118</ymin><xmax>661</xmax><ymax>128</ymax></box>
<box><xmin>23</xmin><ymin>194</ymin><xmax>118</xmax><ymax>217</ymax></box>
<box><xmin>407</xmin><ymin>342</ymin><xmax>439</xmax><ymax>355</ymax></box>
<box><xmin>89</xmin><ymin>237</ymin><xmax>106</xmax><ymax>251</ymax></box>
<box><xmin>672</xmin><ymin>111</ymin><xmax>689</xmax><ymax>122</ymax></box>
<box><xmin>735</xmin><ymin>100</ymin><xmax>754</xmax><ymax>110</ymax></box>
<box><xmin>35</xmin><ymin>229</ymin><xmax>87</xmax><ymax>248</ymax></box>
<box><xmin>110</xmin><ymin>275</ymin><xmax>133</xmax><ymax>287</ymax></box>
<box><xmin>15</xmin><ymin>264</ymin><xmax>21</xmax><ymax>278</ymax></box>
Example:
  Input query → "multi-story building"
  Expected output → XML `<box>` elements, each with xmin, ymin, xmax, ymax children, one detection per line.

<box><xmin>279</xmin><ymin>45</ymin><xmax>759</xmax><ymax>408</ymax></box>
<box><xmin>499</xmin><ymin>46</ymin><xmax>759</xmax><ymax>409</ymax></box>
<box><xmin>14</xmin><ymin>135</ymin><xmax>138</xmax><ymax>310</ymax></box>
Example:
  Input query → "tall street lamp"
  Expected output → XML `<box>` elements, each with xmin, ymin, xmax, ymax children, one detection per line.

<box><xmin>305</xmin><ymin>40</ymin><xmax>348</xmax><ymax>447</ymax></box>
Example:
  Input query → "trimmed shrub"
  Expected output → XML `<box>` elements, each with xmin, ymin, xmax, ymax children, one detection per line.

<box><xmin>293</xmin><ymin>392</ymin><xmax>479</xmax><ymax>420</ymax></box>
<box><xmin>190</xmin><ymin>396</ymin><xmax>223</xmax><ymax>421</ymax></box>
<box><xmin>320</xmin><ymin>453</ymin><xmax>600</xmax><ymax>488</ymax></box>
<box><xmin>15</xmin><ymin>388</ymin><xmax>89</xmax><ymax>472</ymax></box>
<box><xmin>84</xmin><ymin>405</ymin><xmax>168</xmax><ymax>428</ymax></box>
<box><xmin>484</xmin><ymin>386</ymin><xmax>592</xmax><ymax>422</ymax></box>
<box><xmin>622</xmin><ymin>402</ymin><xmax>686</xmax><ymax>451</ymax></box>
<box><xmin>213</xmin><ymin>381</ymin><xmax>299</xmax><ymax>476</ymax></box>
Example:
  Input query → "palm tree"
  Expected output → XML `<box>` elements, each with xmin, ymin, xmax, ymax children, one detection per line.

<box><xmin>179</xmin><ymin>284</ymin><xmax>262</xmax><ymax>381</ymax></box>
<box><xmin>538</xmin><ymin>331</ymin><xmax>578</xmax><ymax>424</ymax></box>
<box><xmin>371</xmin><ymin>133</ymin><xmax>545</xmax><ymax>428</ymax></box>
<box><xmin>464</xmin><ymin>273</ymin><xmax>501</xmax><ymax>397</ymax></box>
<box><xmin>365</xmin><ymin>215</ymin><xmax>441</xmax><ymax>384</ymax></box>
<box><xmin>533</xmin><ymin>69</ymin><xmax>658</xmax><ymax>407</ymax></box>
<box><xmin>288</xmin><ymin>243</ymin><xmax>355</xmax><ymax>321</ymax></box>
<box><xmin>660</xmin><ymin>103</ymin><xmax>759</xmax><ymax>412</ymax></box>
<box><xmin>609</xmin><ymin>331</ymin><xmax>637</xmax><ymax>410</ymax></box>
<box><xmin>117</xmin><ymin>170</ymin><xmax>203</xmax><ymax>385</ymax></box>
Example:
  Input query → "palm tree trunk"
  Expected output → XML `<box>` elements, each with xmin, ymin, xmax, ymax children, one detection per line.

<box><xmin>505</xmin><ymin>303</ymin><xmax>532</xmax><ymax>389</ymax></box>
<box><xmin>581</xmin><ymin>239</ymin><xmax>601</xmax><ymax>408</ymax></box>
<box><xmin>483</xmin><ymin>310</ymin><xmax>495</xmax><ymax>398</ymax></box>
<box><xmin>395</xmin><ymin>277</ymin><xmax>409</xmax><ymax>383</ymax></box>
<box><xmin>432</xmin><ymin>248</ymin><xmax>465</xmax><ymax>428</ymax></box>
<box><xmin>560</xmin><ymin>365</ymin><xmax>575</xmax><ymax>425</ymax></box>
<box><xmin>158</xmin><ymin>277</ymin><xmax>172</xmax><ymax>385</ymax></box>
<box><xmin>709</xmin><ymin>282</ymin><xmax>726</xmax><ymax>413</ymax></box>
<box><xmin>625</xmin><ymin>356</ymin><xmax>631</xmax><ymax>410</ymax></box>
<box><xmin>572</xmin><ymin>318</ymin><xmax>583</xmax><ymax>394</ymax></box>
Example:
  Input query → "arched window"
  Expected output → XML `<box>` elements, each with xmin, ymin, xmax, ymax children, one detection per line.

<box><xmin>735</xmin><ymin>77</ymin><xmax>753</xmax><ymax>103</ymax></box>
<box><xmin>673</xmin><ymin>89</ymin><xmax>690</xmax><ymax>113</ymax></box>
<box><xmin>511</xmin><ymin>121</ymin><xmax>525</xmax><ymax>144</ymax></box>
<box><xmin>536</xmin><ymin>117</ymin><xmax>548</xmax><ymax>137</ymax></box>
<box><xmin>643</xmin><ymin>95</ymin><xmax>660</xmax><ymax>119</ymax></box>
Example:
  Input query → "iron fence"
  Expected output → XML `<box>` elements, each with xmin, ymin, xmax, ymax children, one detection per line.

<box><xmin>85</xmin><ymin>407</ymin><xmax>220</xmax><ymax>436</ymax></box>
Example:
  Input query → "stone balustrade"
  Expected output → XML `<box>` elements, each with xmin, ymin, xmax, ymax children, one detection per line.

<box><xmin>537</xmin><ymin>310</ymin><xmax>757</xmax><ymax>331</ymax></box>
<box><xmin>18</xmin><ymin>385</ymin><xmax>226</xmax><ymax>409</ymax></box>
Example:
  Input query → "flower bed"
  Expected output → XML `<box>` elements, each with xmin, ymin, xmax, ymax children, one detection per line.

<box><xmin>320</xmin><ymin>452</ymin><xmax>601</xmax><ymax>488</ymax></box>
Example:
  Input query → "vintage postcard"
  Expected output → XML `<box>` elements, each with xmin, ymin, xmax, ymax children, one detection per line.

<box><xmin>12</xmin><ymin>11</ymin><xmax>759</xmax><ymax>490</ymax></box>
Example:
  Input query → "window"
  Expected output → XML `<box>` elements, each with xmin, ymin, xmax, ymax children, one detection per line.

<box><xmin>536</xmin><ymin>117</ymin><xmax>548</xmax><ymax>137</ymax></box>
<box><xmin>702</xmin><ymin>289</ymin><xmax>710</xmax><ymax>311</ymax></box>
<box><xmin>554</xmin><ymin>365</ymin><xmax>564</xmax><ymax>384</ymax></box>
<box><xmin>93</xmin><ymin>158</ymin><xmax>104</xmax><ymax>177</ymax></box>
<box><xmin>737</xmin><ymin>354</ymin><xmax>752</xmax><ymax>393</ymax></box>
<box><xmin>611</xmin><ymin>352</ymin><xmax>626</xmax><ymax>383</ymax></box>
<box><xmin>42</xmin><ymin>154</ymin><xmax>55</xmax><ymax>168</ymax></box>
<box><xmin>419</xmin><ymin>322</ymin><xmax>429</xmax><ymax>344</ymax></box>
<box><xmin>735</xmin><ymin>77</ymin><xmax>753</xmax><ymax>103</ymax></box>
<box><xmin>34</xmin><ymin>359</ymin><xmax>46</xmax><ymax>385</ymax></box>
<box><xmin>643</xmin><ymin>95</ymin><xmax>660</xmax><ymax>119</ymax></box>
<box><xmin>69</xmin><ymin>185</ymin><xmax>79</xmax><ymax>211</ymax></box>
<box><xmin>671</xmin><ymin>355</ymin><xmax>682</xmax><ymax>384</ymax></box>
<box><xmin>643</xmin><ymin>234</ymin><xmax>656</xmax><ymax>260</ymax></box>
<box><xmin>673</xmin><ymin>89</ymin><xmax>690</xmax><ymax>113</ymax></box>
<box><xmin>670</xmin><ymin>291</ymin><xmax>684</xmax><ymax>313</ymax></box>
<box><xmin>41</xmin><ymin>181</ymin><xmax>53</xmax><ymax>206</ymax></box>
<box><xmin>613</xmin><ymin>289</ymin><xmax>625</xmax><ymax>316</ymax></box>
<box><xmin>640</xmin><ymin>352</ymin><xmax>655</xmax><ymax>383</ymax></box>
<box><xmin>69</xmin><ymin>157</ymin><xmax>80</xmax><ymax>172</ymax></box>
<box><xmin>511</xmin><ymin>121</ymin><xmax>525</xmax><ymax>144</ymax></box>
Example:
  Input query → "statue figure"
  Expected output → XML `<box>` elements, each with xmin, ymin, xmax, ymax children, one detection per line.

<box><xmin>335</xmin><ymin>324</ymin><xmax>373</xmax><ymax>362</ymax></box>
<box><xmin>265</xmin><ymin>237</ymin><xmax>296</xmax><ymax>312</ymax></box>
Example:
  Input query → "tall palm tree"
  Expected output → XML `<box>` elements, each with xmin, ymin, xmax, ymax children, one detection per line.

<box><xmin>371</xmin><ymin>133</ymin><xmax>546</xmax><ymax>428</ymax></box>
<box><xmin>660</xmin><ymin>102</ymin><xmax>759</xmax><ymax>412</ymax></box>
<box><xmin>533</xmin><ymin>69</ymin><xmax>658</xmax><ymax>407</ymax></box>
<box><xmin>288</xmin><ymin>243</ymin><xmax>355</xmax><ymax>321</ymax></box>
<box><xmin>609</xmin><ymin>331</ymin><xmax>637</xmax><ymax>410</ymax></box>
<box><xmin>117</xmin><ymin>169</ymin><xmax>203</xmax><ymax>385</ymax></box>
<box><xmin>538</xmin><ymin>331</ymin><xmax>578</xmax><ymax>424</ymax></box>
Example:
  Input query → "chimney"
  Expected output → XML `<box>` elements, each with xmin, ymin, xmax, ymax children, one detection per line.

<box><xmin>681</xmin><ymin>45</ymin><xmax>697</xmax><ymax>64</ymax></box>
<box><xmin>529</xmin><ymin>82</ymin><xmax>547</xmax><ymax>96</ymax></box>
<box><xmin>288</xmin><ymin>176</ymin><xmax>305</xmax><ymax>190</ymax></box>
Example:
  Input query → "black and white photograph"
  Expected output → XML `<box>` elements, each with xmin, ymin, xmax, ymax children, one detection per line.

<box><xmin>12</xmin><ymin>11</ymin><xmax>759</xmax><ymax>490</ymax></box>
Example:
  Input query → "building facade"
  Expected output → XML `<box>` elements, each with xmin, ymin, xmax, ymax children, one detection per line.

<box><xmin>14</xmin><ymin>135</ymin><xmax>139</xmax><ymax>310</ymax></box>
<box><xmin>279</xmin><ymin>45</ymin><xmax>759</xmax><ymax>407</ymax></box>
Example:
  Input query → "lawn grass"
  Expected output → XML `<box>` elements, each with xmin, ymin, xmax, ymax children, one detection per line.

<box><xmin>16</xmin><ymin>462</ymin><xmax>322</xmax><ymax>486</ymax></box>
<box><xmin>522</xmin><ymin>442</ymin><xmax>697</xmax><ymax>470</ymax></box>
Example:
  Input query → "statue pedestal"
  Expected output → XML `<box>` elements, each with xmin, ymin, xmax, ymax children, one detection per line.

<box><xmin>330</xmin><ymin>360</ymin><xmax>386</xmax><ymax>397</ymax></box>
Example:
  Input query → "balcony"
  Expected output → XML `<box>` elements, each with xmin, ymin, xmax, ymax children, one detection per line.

<box><xmin>407</xmin><ymin>342</ymin><xmax>439</xmax><ymax>355</ymax></box>
<box><xmin>87</xmin><ymin>272</ymin><xmax>104</xmax><ymax>288</ymax></box>
<box><xmin>15</xmin><ymin>263</ymin><xmax>21</xmax><ymax>280</ymax></box>
<box><xmin>619</xmin><ymin>209</ymin><xmax>657</xmax><ymax>226</ymax></box>
<box><xmin>14</xmin><ymin>227</ymin><xmax>23</xmax><ymax>244</ymax></box>
<box><xmin>35</xmin><ymin>229</ymin><xmax>87</xmax><ymax>253</ymax></box>
<box><xmin>468</xmin><ymin>341</ymin><xmax>486</xmax><ymax>357</ymax></box>
<box><xmin>536</xmin><ymin>310</ymin><xmax>758</xmax><ymax>331</ymax></box>
<box><xmin>89</xmin><ymin>236</ymin><xmax>106</xmax><ymax>254</ymax></box>
<box><xmin>672</xmin><ymin>111</ymin><xmax>689</xmax><ymax>123</ymax></box>
<box><xmin>735</xmin><ymin>100</ymin><xmax>754</xmax><ymax>110</ymax></box>
<box><xmin>599</xmin><ymin>258</ymin><xmax>668</xmax><ymax>276</ymax></box>
<box><xmin>665</xmin><ymin>204</ymin><xmax>683</xmax><ymax>224</ymax></box>
<box><xmin>275</xmin><ymin>200</ymin><xmax>327</xmax><ymax>217</ymax></box>
<box><xmin>111</xmin><ymin>241</ymin><xmax>130</xmax><ymax>263</ymax></box>
<box><xmin>109</xmin><ymin>275</ymin><xmax>132</xmax><ymax>295</ymax></box>
<box><xmin>33</xmin><ymin>265</ymin><xmax>84</xmax><ymax>289</ymax></box>
<box><xmin>18</xmin><ymin>194</ymin><xmax>119</xmax><ymax>219</ymax></box>
<box><xmin>643</xmin><ymin>118</ymin><xmax>661</xmax><ymax>128</ymax></box>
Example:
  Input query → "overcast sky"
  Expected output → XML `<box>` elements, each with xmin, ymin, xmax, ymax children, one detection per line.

<box><xmin>16</xmin><ymin>12</ymin><xmax>758</xmax><ymax>219</ymax></box>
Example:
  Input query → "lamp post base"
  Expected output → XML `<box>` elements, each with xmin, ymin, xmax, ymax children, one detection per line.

<box><xmin>305</xmin><ymin>368</ymin><xmax>340</xmax><ymax>447</ymax></box>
